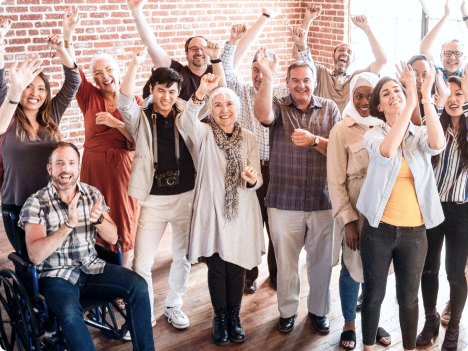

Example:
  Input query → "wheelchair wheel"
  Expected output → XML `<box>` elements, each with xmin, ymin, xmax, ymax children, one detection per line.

<box><xmin>0</xmin><ymin>269</ymin><xmax>41</xmax><ymax>351</ymax></box>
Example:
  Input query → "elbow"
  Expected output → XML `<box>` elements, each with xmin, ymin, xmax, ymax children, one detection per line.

<box><xmin>380</xmin><ymin>56</ymin><xmax>388</xmax><ymax>65</ymax></box>
<box><xmin>29</xmin><ymin>253</ymin><xmax>43</xmax><ymax>266</ymax></box>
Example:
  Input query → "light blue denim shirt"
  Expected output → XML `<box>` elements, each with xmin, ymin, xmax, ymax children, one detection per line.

<box><xmin>356</xmin><ymin>122</ymin><xmax>446</xmax><ymax>229</ymax></box>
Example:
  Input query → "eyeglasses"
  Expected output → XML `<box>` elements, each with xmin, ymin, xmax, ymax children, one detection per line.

<box><xmin>442</xmin><ymin>51</ymin><xmax>463</xmax><ymax>58</ymax></box>
<box><xmin>94</xmin><ymin>67</ymin><xmax>115</xmax><ymax>78</ymax></box>
<box><xmin>188</xmin><ymin>46</ymin><xmax>204</xmax><ymax>53</ymax></box>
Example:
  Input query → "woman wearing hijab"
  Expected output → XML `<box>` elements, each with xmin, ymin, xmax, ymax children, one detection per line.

<box><xmin>177</xmin><ymin>74</ymin><xmax>264</xmax><ymax>346</ymax></box>
<box><xmin>328</xmin><ymin>72</ymin><xmax>391</xmax><ymax>349</ymax></box>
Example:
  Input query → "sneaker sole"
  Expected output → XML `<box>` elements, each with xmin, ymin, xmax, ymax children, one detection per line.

<box><xmin>122</xmin><ymin>319</ymin><xmax>156</xmax><ymax>341</ymax></box>
<box><xmin>230</xmin><ymin>336</ymin><xmax>245</xmax><ymax>343</ymax></box>
<box><xmin>164</xmin><ymin>311</ymin><xmax>190</xmax><ymax>329</ymax></box>
<box><xmin>278</xmin><ymin>325</ymin><xmax>294</xmax><ymax>333</ymax></box>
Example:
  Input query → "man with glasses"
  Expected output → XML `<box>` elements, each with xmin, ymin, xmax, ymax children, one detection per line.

<box><xmin>420</xmin><ymin>1</ymin><xmax>467</xmax><ymax>81</ymax></box>
<box><xmin>127</xmin><ymin>0</ymin><xmax>225</xmax><ymax>100</ymax></box>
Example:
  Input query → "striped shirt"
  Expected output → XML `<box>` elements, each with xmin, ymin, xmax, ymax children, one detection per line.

<box><xmin>18</xmin><ymin>181</ymin><xmax>109</xmax><ymax>284</ymax></box>
<box><xmin>433</xmin><ymin>103</ymin><xmax>468</xmax><ymax>203</ymax></box>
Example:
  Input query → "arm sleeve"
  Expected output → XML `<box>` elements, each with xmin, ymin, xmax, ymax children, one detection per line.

<box><xmin>116</xmin><ymin>91</ymin><xmax>141</xmax><ymax>140</ymax></box>
<box><xmin>419</xmin><ymin>126</ymin><xmax>446</xmax><ymax>156</ymax></box>
<box><xmin>18</xmin><ymin>196</ymin><xmax>45</xmax><ymax>229</ymax></box>
<box><xmin>364</xmin><ymin>127</ymin><xmax>396</xmax><ymax>162</ymax></box>
<box><xmin>0</xmin><ymin>68</ymin><xmax>7</xmax><ymax>107</ymax></box>
<box><xmin>297</xmin><ymin>47</ymin><xmax>313</xmax><ymax>63</ymax></box>
<box><xmin>176</xmin><ymin>99</ymin><xmax>208</xmax><ymax>151</ymax></box>
<box><xmin>50</xmin><ymin>65</ymin><xmax>81</xmax><ymax>125</ymax></box>
<box><xmin>221</xmin><ymin>43</ymin><xmax>244</xmax><ymax>96</ymax></box>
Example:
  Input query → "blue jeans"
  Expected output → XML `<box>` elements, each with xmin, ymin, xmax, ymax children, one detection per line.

<box><xmin>40</xmin><ymin>263</ymin><xmax>155</xmax><ymax>351</ymax></box>
<box><xmin>339</xmin><ymin>263</ymin><xmax>364</xmax><ymax>322</ymax></box>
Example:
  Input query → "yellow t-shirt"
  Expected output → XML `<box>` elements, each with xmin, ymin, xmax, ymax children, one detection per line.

<box><xmin>381</xmin><ymin>157</ymin><xmax>424</xmax><ymax>227</ymax></box>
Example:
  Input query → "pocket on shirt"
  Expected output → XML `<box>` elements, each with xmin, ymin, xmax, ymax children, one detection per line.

<box><xmin>349</xmin><ymin>141</ymin><xmax>369</xmax><ymax>168</ymax></box>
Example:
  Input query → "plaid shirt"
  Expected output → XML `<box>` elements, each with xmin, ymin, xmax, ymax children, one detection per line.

<box><xmin>18</xmin><ymin>182</ymin><xmax>109</xmax><ymax>284</ymax></box>
<box><xmin>266</xmin><ymin>95</ymin><xmax>342</xmax><ymax>212</ymax></box>
<box><xmin>220</xmin><ymin>43</ymin><xmax>312</xmax><ymax>160</ymax></box>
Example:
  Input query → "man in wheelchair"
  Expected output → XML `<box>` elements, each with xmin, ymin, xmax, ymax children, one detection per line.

<box><xmin>17</xmin><ymin>142</ymin><xmax>155</xmax><ymax>351</ymax></box>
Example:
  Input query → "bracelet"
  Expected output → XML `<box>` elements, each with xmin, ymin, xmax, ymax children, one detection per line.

<box><xmin>64</xmin><ymin>40</ymin><xmax>72</xmax><ymax>48</ymax></box>
<box><xmin>463</xmin><ymin>15</ymin><xmax>468</xmax><ymax>21</ymax></box>
<box><xmin>210</xmin><ymin>58</ymin><xmax>221</xmax><ymax>64</ymax></box>
<box><xmin>262</xmin><ymin>13</ymin><xmax>270</xmax><ymax>18</ymax></box>
<box><xmin>65</xmin><ymin>221</ymin><xmax>75</xmax><ymax>229</ymax></box>
<box><xmin>6</xmin><ymin>96</ymin><xmax>19</xmax><ymax>105</ymax></box>
<box><xmin>421</xmin><ymin>98</ymin><xmax>434</xmax><ymax>105</ymax></box>
<box><xmin>191</xmin><ymin>93</ymin><xmax>206</xmax><ymax>104</ymax></box>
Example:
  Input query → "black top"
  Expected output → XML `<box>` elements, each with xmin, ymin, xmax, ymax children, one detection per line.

<box><xmin>145</xmin><ymin>107</ymin><xmax>196</xmax><ymax>195</ymax></box>
<box><xmin>170</xmin><ymin>60</ymin><xmax>213</xmax><ymax>101</ymax></box>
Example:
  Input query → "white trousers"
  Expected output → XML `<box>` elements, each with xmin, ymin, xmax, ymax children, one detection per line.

<box><xmin>268</xmin><ymin>208</ymin><xmax>334</xmax><ymax>318</ymax></box>
<box><xmin>133</xmin><ymin>190</ymin><xmax>193</xmax><ymax>316</ymax></box>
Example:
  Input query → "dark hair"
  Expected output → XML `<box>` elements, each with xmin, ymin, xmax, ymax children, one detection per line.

<box><xmin>369</xmin><ymin>77</ymin><xmax>407</xmax><ymax>122</ymax></box>
<box><xmin>433</xmin><ymin>76</ymin><xmax>468</xmax><ymax>170</ymax></box>
<box><xmin>184</xmin><ymin>36</ymin><xmax>207</xmax><ymax>53</ymax></box>
<box><xmin>407</xmin><ymin>54</ymin><xmax>436</xmax><ymax>95</ymax></box>
<box><xmin>142</xmin><ymin>67</ymin><xmax>183</xmax><ymax>99</ymax></box>
<box><xmin>48</xmin><ymin>142</ymin><xmax>80</xmax><ymax>164</ymax></box>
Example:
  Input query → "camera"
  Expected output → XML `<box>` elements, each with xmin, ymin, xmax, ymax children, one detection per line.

<box><xmin>156</xmin><ymin>170</ymin><xmax>180</xmax><ymax>187</ymax></box>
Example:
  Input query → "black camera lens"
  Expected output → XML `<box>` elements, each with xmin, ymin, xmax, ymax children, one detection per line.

<box><xmin>166</xmin><ymin>177</ymin><xmax>176</xmax><ymax>186</ymax></box>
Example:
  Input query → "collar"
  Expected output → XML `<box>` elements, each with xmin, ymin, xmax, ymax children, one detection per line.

<box><xmin>47</xmin><ymin>181</ymin><xmax>85</xmax><ymax>201</ymax></box>
<box><xmin>383</xmin><ymin>121</ymin><xmax>416</xmax><ymax>136</ymax></box>
<box><xmin>344</xmin><ymin>116</ymin><xmax>357</xmax><ymax>127</ymax></box>
<box><xmin>283</xmin><ymin>94</ymin><xmax>322</xmax><ymax>110</ymax></box>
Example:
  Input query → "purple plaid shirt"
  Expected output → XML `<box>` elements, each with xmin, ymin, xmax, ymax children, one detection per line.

<box><xmin>265</xmin><ymin>94</ymin><xmax>341</xmax><ymax>212</ymax></box>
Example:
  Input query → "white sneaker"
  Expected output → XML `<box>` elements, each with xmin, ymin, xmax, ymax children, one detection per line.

<box><xmin>122</xmin><ymin>316</ymin><xmax>156</xmax><ymax>341</ymax></box>
<box><xmin>164</xmin><ymin>306</ymin><xmax>190</xmax><ymax>329</ymax></box>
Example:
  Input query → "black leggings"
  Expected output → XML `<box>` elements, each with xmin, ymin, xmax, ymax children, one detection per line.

<box><xmin>2</xmin><ymin>203</ymin><xmax>26</xmax><ymax>253</ymax></box>
<box><xmin>421</xmin><ymin>202</ymin><xmax>468</xmax><ymax>329</ymax></box>
<box><xmin>205</xmin><ymin>253</ymin><xmax>245</xmax><ymax>309</ymax></box>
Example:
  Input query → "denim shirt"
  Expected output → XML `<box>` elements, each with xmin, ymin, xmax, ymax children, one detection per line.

<box><xmin>356</xmin><ymin>123</ymin><xmax>446</xmax><ymax>229</ymax></box>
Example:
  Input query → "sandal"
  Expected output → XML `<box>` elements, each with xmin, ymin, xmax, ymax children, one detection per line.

<box><xmin>116</xmin><ymin>298</ymin><xmax>126</xmax><ymax>310</ymax></box>
<box><xmin>376</xmin><ymin>327</ymin><xmax>391</xmax><ymax>346</ymax></box>
<box><xmin>340</xmin><ymin>330</ymin><xmax>356</xmax><ymax>350</ymax></box>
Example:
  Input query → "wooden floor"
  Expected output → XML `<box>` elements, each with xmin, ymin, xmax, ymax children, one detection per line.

<box><xmin>0</xmin><ymin>221</ymin><xmax>466</xmax><ymax>351</ymax></box>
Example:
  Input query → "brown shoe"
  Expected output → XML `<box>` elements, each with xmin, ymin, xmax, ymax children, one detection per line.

<box><xmin>243</xmin><ymin>280</ymin><xmax>257</xmax><ymax>294</ymax></box>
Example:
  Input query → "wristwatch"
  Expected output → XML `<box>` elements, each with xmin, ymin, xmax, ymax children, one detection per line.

<box><xmin>312</xmin><ymin>136</ymin><xmax>319</xmax><ymax>147</ymax></box>
<box><xmin>95</xmin><ymin>214</ymin><xmax>104</xmax><ymax>225</ymax></box>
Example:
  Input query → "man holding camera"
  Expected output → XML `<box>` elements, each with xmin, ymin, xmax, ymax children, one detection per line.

<box><xmin>117</xmin><ymin>48</ymin><xmax>197</xmax><ymax>331</ymax></box>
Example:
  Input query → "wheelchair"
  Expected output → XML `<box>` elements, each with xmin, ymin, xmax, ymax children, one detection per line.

<box><xmin>0</xmin><ymin>211</ymin><xmax>130</xmax><ymax>351</ymax></box>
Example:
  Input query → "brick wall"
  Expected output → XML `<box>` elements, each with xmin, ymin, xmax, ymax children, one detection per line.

<box><xmin>2</xmin><ymin>0</ymin><xmax>349</xmax><ymax>146</ymax></box>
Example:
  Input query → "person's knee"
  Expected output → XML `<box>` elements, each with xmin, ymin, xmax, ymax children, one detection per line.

<box><xmin>447</xmin><ymin>274</ymin><xmax>467</xmax><ymax>288</ymax></box>
<box><xmin>54</xmin><ymin>301</ymin><xmax>83</xmax><ymax>325</ymax></box>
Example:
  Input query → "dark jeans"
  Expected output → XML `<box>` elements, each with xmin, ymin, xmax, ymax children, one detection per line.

<box><xmin>421</xmin><ymin>202</ymin><xmax>468</xmax><ymax>329</ymax></box>
<box><xmin>360</xmin><ymin>219</ymin><xmax>427</xmax><ymax>350</ymax></box>
<box><xmin>205</xmin><ymin>253</ymin><xmax>245</xmax><ymax>309</ymax></box>
<box><xmin>40</xmin><ymin>263</ymin><xmax>155</xmax><ymax>351</ymax></box>
<box><xmin>2</xmin><ymin>203</ymin><xmax>27</xmax><ymax>253</ymax></box>
<box><xmin>246</xmin><ymin>164</ymin><xmax>277</xmax><ymax>282</ymax></box>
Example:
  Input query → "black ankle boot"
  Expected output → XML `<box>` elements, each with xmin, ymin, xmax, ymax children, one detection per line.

<box><xmin>442</xmin><ymin>327</ymin><xmax>459</xmax><ymax>351</ymax></box>
<box><xmin>212</xmin><ymin>306</ymin><xmax>230</xmax><ymax>346</ymax></box>
<box><xmin>227</xmin><ymin>304</ymin><xmax>245</xmax><ymax>343</ymax></box>
<box><xmin>416</xmin><ymin>308</ymin><xmax>440</xmax><ymax>346</ymax></box>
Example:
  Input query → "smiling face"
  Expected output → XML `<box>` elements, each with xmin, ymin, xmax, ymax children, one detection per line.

<box><xmin>251</xmin><ymin>61</ymin><xmax>264</xmax><ymax>91</ymax></box>
<box><xmin>92</xmin><ymin>58</ymin><xmax>120</xmax><ymax>94</ymax></box>
<box><xmin>377</xmin><ymin>80</ymin><xmax>406</xmax><ymax>117</ymax></box>
<box><xmin>440</xmin><ymin>41</ymin><xmax>464</xmax><ymax>75</ymax></box>
<box><xmin>353</xmin><ymin>86</ymin><xmax>373</xmax><ymax>117</ymax></box>
<box><xmin>333</xmin><ymin>44</ymin><xmax>355</xmax><ymax>73</ymax></box>
<box><xmin>411</xmin><ymin>59</ymin><xmax>430</xmax><ymax>94</ymax></box>
<box><xmin>286</xmin><ymin>66</ymin><xmax>316</xmax><ymax>105</ymax></box>
<box><xmin>20</xmin><ymin>75</ymin><xmax>48</xmax><ymax>114</ymax></box>
<box><xmin>211</xmin><ymin>93</ymin><xmax>237</xmax><ymax>133</ymax></box>
<box><xmin>445</xmin><ymin>81</ymin><xmax>464</xmax><ymax>117</ymax></box>
<box><xmin>47</xmin><ymin>146</ymin><xmax>80</xmax><ymax>191</ymax></box>
<box><xmin>151</xmin><ymin>82</ymin><xmax>179</xmax><ymax>116</ymax></box>
<box><xmin>186</xmin><ymin>37</ymin><xmax>208</xmax><ymax>68</ymax></box>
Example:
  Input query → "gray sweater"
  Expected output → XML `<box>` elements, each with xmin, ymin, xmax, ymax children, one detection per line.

<box><xmin>177</xmin><ymin>99</ymin><xmax>265</xmax><ymax>270</ymax></box>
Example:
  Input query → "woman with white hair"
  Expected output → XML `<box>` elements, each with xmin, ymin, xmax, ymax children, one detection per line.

<box><xmin>177</xmin><ymin>74</ymin><xmax>264</xmax><ymax>346</ymax></box>
<box><xmin>62</xmin><ymin>8</ymin><xmax>140</xmax><ymax>270</ymax></box>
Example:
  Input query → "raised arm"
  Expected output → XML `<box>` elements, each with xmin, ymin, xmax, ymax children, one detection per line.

<box><xmin>420</xmin><ymin>0</ymin><xmax>450</xmax><ymax>61</ymax></box>
<box><xmin>294</xmin><ymin>4</ymin><xmax>322</xmax><ymax>61</ymax></box>
<box><xmin>253</xmin><ymin>47</ymin><xmax>277</xmax><ymax>125</ymax></box>
<box><xmin>127</xmin><ymin>0</ymin><xmax>171</xmax><ymax>68</ymax></box>
<box><xmin>0</xmin><ymin>55</ymin><xmax>43</xmax><ymax>134</ymax></box>
<box><xmin>379</xmin><ymin>62</ymin><xmax>418</xmax><ymax>158</ymax></box>
<box><xmin>62</xmin><ymin>6</ymin><xmax>79</xmax><ymax>64</ymax></box>
<box><xmin>351</xmin><ymin>15</ymin><xmax>387</xmax><ymax>75</ymax></box>
<box><xmin>47</xmin><ymin>35</ymin><xmax>74</xmax><ymax>69</ymax></box>
<box><xmin>0</xmin><ymin>17</ymin><xmax>12</xmax><ymax>70</ymax></box>
<box><xmin>202</xmin><ymin>40</ymin><xmax>226</xmax><ymax>88</ymax></box>
<box><xmin>232</xmin><ymin>6</ymin><xmax>281</xmax><ymax>70</ymax></box>
<box><xmin>462</xmin><ymin>1</ymin><xmax>468</xmax><ymax>30</ymax></box>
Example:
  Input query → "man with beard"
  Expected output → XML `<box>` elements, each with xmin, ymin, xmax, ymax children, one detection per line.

<box><xmin>127</xmin><ymin>0</ymin><xmax>225</xmax><ymax>100</ymax></box>
<box><xmin>420</xmin><ymin>0</ymin><xmax>466</xmax><ymax>81</ymax></box>
<box><xmin>18</xmin><ymin>142</ymin><xmax>155</xmax><ymax>351</ymax></box>
<box><xmin>296</xmin><ymin>4</ymin><xmax>387</xmax><ymax>113</ymax></box>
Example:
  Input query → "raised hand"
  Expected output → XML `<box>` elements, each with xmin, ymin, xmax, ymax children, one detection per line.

<box><xmin>95</xmin><ymin>112</ymin><xmax>123</xmax><ymax>128</ymax></box>
<box><xmin>445</xmin><ymin>0</ymin><xmax>451</xmax><ymax>17</ymax></box>
<box><xmin>0</xmin><ymin>17</ymin><xmax>12</xmax><ymax>43</ymax></box>
<box><xmin>131</xmin><ymin>46</ymin><xmax>147</xmax><ymax>66</ymax></box>
<box><xmin>461</xmin><ymin>64</ymin><xmax>468</xmax><ymax>101</ymax></box>
<box><xmin>290</xmin><ymin>26</ymin><xmax>308</xmax><ymax>50</ymax></box>
<box><xmin>395</xmin><ymin>60</ymin><xmax>417</xmax><ymax>107</ymax></box>
<box><xmin>67</xmin><ymin>192</ymin><xmax>81</xmax><ymax>228</ymax></box>
<box><xmin>436</xmin><ymin>69</ymin><xmax>451</xmax><ymax>104</ymax></box>
<box><xmin>201</xmin><ymin>40</ymin><xmax>220</xmax><ymax>60</ymax></box>
<box><xmin>304</xmin><ymin>4</ymin><xmax>322</xmax><ymax>21</ymax></box>
<box><xmin>256</xmin><ymin>46</ymin><xmax>278</xmax><ymax>79</ymax></box>
<box><xmin>241</xmin><ymin>166</ymin><xmax>257</xmax><ymax>186</ymax></box>
<box><xmin>62</xmin><ymin>6</ymin><xmax>80</xmax><ymax>33</ymax></box>
<box><xmin>291</xmin><ymin>128</ymin><xmax>315</xmax><ymax>147</ymax></box>
<box><xmin>420</xmin><ymin>61</ymin><xmax>436</xmax><ymax>98</ymax></box>
<box><xmin>351</xmin><ymin>15</ymin><xmax>369</xmax><ymax>30</ymax></box>
<box><xmin>89</xmin><ymin>196</ymin><xmax>103</xmax><ymax>224</ymax></box>
<box><xmin>47</xmin><ymin>34</ymin><xmax>65</xmax><ymax>52</ymax></box>
<box><xmin>9</xmin><ymin>54</ymin><xmax>44</xmax><ymax>96</ymax></box>
<box><xmin>230</xmin><ymin>24</ymin><xmax>247</xmax><ymax>43</ymax></box>
<box><xmin>262</xmin><ymin>5</ymin><xmax>281</xmax><ymax>19</ymax></box>
<box><xmin>462</xmin><ymin>0</ymin><xmax>468</xmax><ymax>16</ymax></box>
<box><xmin>127</xmin><ymin>0</ymin><xmax>147</xmax><ymax>11</ymax></box>
<box><xmin>199</xmin><ymin>73</ymin><xmax>220</xmax><ymax>93</ymax></box>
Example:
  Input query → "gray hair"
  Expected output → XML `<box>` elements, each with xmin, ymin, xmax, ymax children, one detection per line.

<box><xmin>286</xmin><ymin>60</ymin><xmax>317</xmax><ymax>81</ymax></box>
<box><xmin>441</xmin><ymin>39</ymin><xmax>465</xmax><ymax>51</ymax></box>
<box><xmin>204</xmin><ymin>87</ymin><xmax>241</xmax><ymax>120</ymax></box>
<box><xmin>88</xmin><ymin>53</ymin><xmax>120</xmax><ymax>75</ymax></box>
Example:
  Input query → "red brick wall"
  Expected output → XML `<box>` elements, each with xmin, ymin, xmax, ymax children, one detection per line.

<box><xmin>2</xmin><ymin>0</ymin><xmax>349</xmax><ymax>146</ymax></box>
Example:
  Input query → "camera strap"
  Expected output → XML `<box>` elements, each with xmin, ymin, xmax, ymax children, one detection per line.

<box><xmin>152</xmin><ymin>112</ymin><xmax>180</xmax><ymax>173</ymax></box>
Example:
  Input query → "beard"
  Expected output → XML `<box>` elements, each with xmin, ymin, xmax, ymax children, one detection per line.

<box><xmin>51</xmin><ymin>171</ymin><xmax>79</xmax><ymax>191</ymax></box>
<box><xmin>190</xmin><ymin>56</ymin><xmax>207</xmax><ymax>67</ymax></box>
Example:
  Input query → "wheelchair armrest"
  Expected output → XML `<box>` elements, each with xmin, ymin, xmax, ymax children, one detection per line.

<box><xmin>95</xmin><ymin>243</ymin><xmax>121</xmax><ymax>266</ymax></box>
<box><xmin>8</xmin><ymin>252</ymin><xmax>33</xmax><ymax>269</ymax></box>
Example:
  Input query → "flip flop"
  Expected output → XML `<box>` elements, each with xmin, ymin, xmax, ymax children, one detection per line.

<box><xmin>340</xmin><ymin>330</ymin><xmax>356</xmax><ymax>350</ymax></box>
<box><xmin>376</xmin><ymin>327</ymin><xmax>391</xmax><ymax>346</ymax></box>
